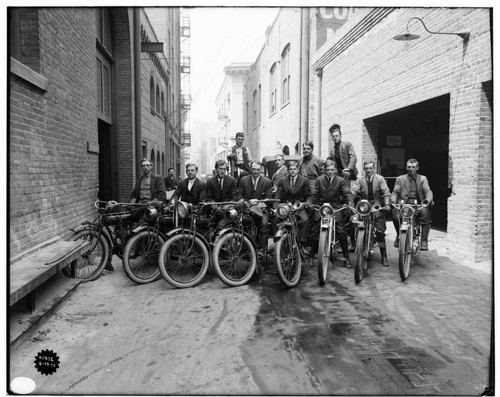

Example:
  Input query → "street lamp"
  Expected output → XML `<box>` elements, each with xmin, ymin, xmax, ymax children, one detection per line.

<box><xmin>393</xmin><ymin>17</ymin><xmax>470</xmax><ymax>41</ymax></box>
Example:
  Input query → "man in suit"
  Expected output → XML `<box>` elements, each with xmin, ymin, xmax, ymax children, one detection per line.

<box><xmin>228</xmin><ymin>132</ymin><xmax>252</xmax><ymax>183</ymax></box>
<box><xmin>238</xmin><ymin>161</ymin><xmax>273</xmax><ymax>254</ymax></box>
<box><xmin>271</xmin><ymin>153</ymin><xmax>288</xmax><ymax>193</ymax></box>
<box><xmin>352</xmin><ymin>161</ymin><xmax>392</xmax><ymax>266</ymax></box>
<box><xmin>207</xmin><ymin>159</ymin><xmax>238</xmax><ymax>202</ymax></box>
<box><xmin>164</xmin><ymin>167</ymin><xmax>178</xmax><ymax>199</ymax></box>
<box><xmin>311</xmin><ymin>159</ymin><xmax>354</xmax><ymax>268</ymax></box>
<box><xmin>275</xmin><ymin>160</ymin><xmax>311</xmax><ymax>245</ymax></box>
<box><xmin>171</xmin><ymin>163</ymin><xmax>207</xmax><ymax>205</ymax></box>
<box><xmin>298</xmin><ymin>140</ymin><xmax>325</xmax><ymax>190</ymax></box>
<box><xmin>391</xmin><ymin>158</ymin><xmax>434</xmax><ymax>250</ymax></box>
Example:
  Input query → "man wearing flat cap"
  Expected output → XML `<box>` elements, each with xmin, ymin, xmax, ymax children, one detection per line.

<box><xmin>327</xmin><ymin>123</ymin><xmax>358</xmax><ymax>182</ymax></box>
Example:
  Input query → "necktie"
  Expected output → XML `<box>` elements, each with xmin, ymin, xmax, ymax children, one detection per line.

<box><xmin>291</xmin><ymin>177</ymin><xmax>295</xmax><ymax>189</ymax></box>
<box><xmin>253</xmin><ymin>178</ymin><xmax>257</xmax><ymax>191</ymax></box>
<box><xmin>220</xmin><ymin>178</ymin><xmax>224</xmax><ymax>190</ymax></box>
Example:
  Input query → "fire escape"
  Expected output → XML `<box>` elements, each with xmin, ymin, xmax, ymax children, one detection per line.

<box><xmin>180</xmin><ymin>9</ymin><xmax>191</xmax><ymax>154</ymax></box>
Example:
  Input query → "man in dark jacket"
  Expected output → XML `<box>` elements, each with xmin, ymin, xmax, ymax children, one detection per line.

<box><xmin>130</xmin><ymin>158</ymin><xmax>167</xmax><ymax>204</ymax></box>
<box><xmin>171</xmin><ymin>163</ymin><xmax>207</xmax><ymax>204</ymax></box>
<box><xmin>164</xmin><ymin>168</ymin><xmax>178</xmax><ymax>199</ymax></box>
<box><xmin>207</xmin><ymin>160</ymin><xmax>238</xmax><ymax>202</ymax></box>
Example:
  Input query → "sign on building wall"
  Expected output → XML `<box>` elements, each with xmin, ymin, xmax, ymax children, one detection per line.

<box><xmin>316</xmin><ymin>7</ymin><xmax>356</xmax><ymax>50</ymax></box>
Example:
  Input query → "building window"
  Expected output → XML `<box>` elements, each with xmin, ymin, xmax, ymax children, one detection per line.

<box><xmin>156</xmin><ymin>85</ymin><xmax>161</xmax><ymax>114</ymax></box>
<box><xmin>161</xmin><ymin>92</ymin><xmax>165</xmax><ymax>118</ymax></box>
<box><xmin>258</xmin><ymin>85</ymin><xmax>262</xmax><ymax>124</ymax></box>
<box><xmin>281</xmin><ymin>44</ymin><xmax>290</xmax><ymax>105</ymax></box>
<box><xmin>157</xmin><ymin>150</ymin><xmax>161</xmax><ymax>174</ymax></box>
<box><xmin>253</xmin><ymin>89</ymin><xmax>258</xmax><ymax>129</ymax></box>
<box><xmin>150</xmin><ymin>77</ymin><xmax>155</xmax><ymax>109</ymax></box>
<box><xmin>269</xmin><ymin>63</ymin><xmax>277</xmax><ymax>115</ymax></box>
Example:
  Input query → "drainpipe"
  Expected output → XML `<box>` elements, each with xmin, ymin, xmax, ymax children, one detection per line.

<box><xmin>314</xmin><ymin>68</ymin><xmax>323</xmax><ymax>156</ymax></box>
<box><xmin>134</xmin><ymin>8</ymin><xmax>142</xmax><ymax>180</ymax></box>
<box><xmin>299</xmin><ymin>8</ymin><xmax>310</xmax><ymax>149</ymax></box>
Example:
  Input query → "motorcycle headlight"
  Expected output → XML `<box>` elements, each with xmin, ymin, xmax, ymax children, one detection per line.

<box><xmin>319</xmin><ymin>204</ymin><xmax>334</xmax><ymax>219</ymax></box>
<box><xmin>176</xmin><ymin>201</ymin><xmax>192</xmax><ymax>219</ymax></box>
<box><xmin>401</xmin><ymin>206</ymin><xmax>414</xmax><ymax>218</ymax></box>
<box><xmin>225</xmin><ymin>208</ymin><xmax>239</xmax><ymax>222</ymax></box>
<box><xmin>276</xmin><ymin>205</ymin><xmax>290</xmax><ymax>219</ymax></box>
<box><xmin>356</xmin><ymin>200</ymin><xmax>372</xmax><ymax>216</ymax></box>
<box><xmin>144</xmin><ymin>207</ymin><xmax>159</xmax><ymax>222</ymax></box>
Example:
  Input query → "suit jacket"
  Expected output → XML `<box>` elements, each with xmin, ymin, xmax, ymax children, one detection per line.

<box><xmin>230</xmin><ymin>144</ymin><xmax>252</xmax><ymax>173</ymax></box>
<box><xmin>130</xmin><ymin>173</ymin><xmax>166</xmax><ymax>202</ymax></box>
<box><xmin>238</xmin><ymin>174</ymin><xmax>273</xmax><ymax>200</ymax></box>
<box><xmin>391</xmin><ymin>173</ymin><xmax>433</xmax><ymax>204</ymax></box>
<box><xmin>171</xmin><ymin>177</ymin><xmax>207</xmax><ymax>204</ymax></box>
<box><xmin>164</xmin><ymin>175</ymin><xmax>178</xmax><ymax>190</ymax></box>
<box><xmin>276</xmin><ymin>174</ymin><xmax>311</xmax><ymax>204</ymax></box>
<box><xmin>206</xmin><ymin>175</ymin><xmax>238</xmax><ymax>202</ymax></box>
<box><xmin>352</xmin><ymin>174</ymin><xmax>391</xmax><ymax>206</ymax></box>
<box><xmin>328</xmin><ymin>140</ymin><xmax>358</xmax><ymax>178</ymax></box>
<box><xmin>312</xmin><ymin>175</ymin><xmax>353</xmax><ymax>209</ymax></box>
<box><xmin>271</xmin><ymin>165</ymin><xmax>289</xmax><ymax>188</ymax></box>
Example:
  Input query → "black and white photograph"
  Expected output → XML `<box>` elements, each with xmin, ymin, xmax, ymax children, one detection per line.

<box><xmin>6</xmin><ymin>2</ymin><xmax>494</xmax><ymax>395</ymax></box>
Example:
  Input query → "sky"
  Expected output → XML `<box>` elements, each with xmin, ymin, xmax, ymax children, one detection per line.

<box><xmin>189</xmin><ymin>7</ymin><xmax>279</xmax><ymax>130</ymax></box>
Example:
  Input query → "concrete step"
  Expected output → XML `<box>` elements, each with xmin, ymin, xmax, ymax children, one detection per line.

<box><xmin>10</xmin><ymin>272</ymin><xmax>81</xmax><ymax>349</ymax></box>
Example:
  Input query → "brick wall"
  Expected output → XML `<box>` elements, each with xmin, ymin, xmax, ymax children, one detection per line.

<box><xmin>312</xmin><ymin>8</ymin><xmax>492</xmax><ymax>262</ymax></box>
<box><xmin>10</xmin><ymin>8</ymin><xmax>98</xmax><ymax>257</ymax></box>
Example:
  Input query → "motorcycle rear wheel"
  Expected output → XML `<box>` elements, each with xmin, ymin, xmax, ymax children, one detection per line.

<box><xmin>159</xmin><ymin>233</ymin><xmax>209</xmax><ymax>288</ymax></box>
<box><xmin>69</xmin><ymin>230</ymin><xmax>109</xmax><ymax>282</ymax></box>
<box><xmin>398</xmin><ymin>229</ymin><xmax>412</xmax><ymax>281</ymax></box>
<box><xmin>354</xmin><ymin>229</ymin><xmax>366</xmax><ymax>284</ymax></box>
<box><xmin>122</xmin><ymin>231</ymin><xmax>165</xmax><ymax>284</ymax></box>
<box><xmin>275</xmin><ymin>231</ymin><xmax>302</xmax><ymax>288</ymax></box>
<box><xmin>317</xmin><ymin>228</ymin><xmax>330</xmax><ymax>286</ymax></box>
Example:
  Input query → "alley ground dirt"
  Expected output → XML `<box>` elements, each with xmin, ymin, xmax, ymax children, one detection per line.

<box><xmin>9</xmin><ymin>227</ymin><xmax>492</xmax><ymax>395</ymax></box>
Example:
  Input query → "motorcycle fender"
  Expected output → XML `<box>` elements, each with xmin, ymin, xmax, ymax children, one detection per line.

<box><xmin>132</xmin><ymin>225</ymin><xmax>150</xmax><ymax>234</ymax></box>
<box><xmin>70</xmin><ymin>222</ymin><xmax>96</xmax><ymax>233</ymax></box>
<box><xmin>274</xmin><ymin>228</ymin><xmax>286</xmax><ymax>240</ymax></box>
<box><xmin>217</xmin><ymin>228</ymin><xmax>258</xmax><ymax>250</ymax></box>
<box><xmin>400</xmin><ymin>223</ymin><xmax>410</xmax><ymax>232</ymax></box>
<box><xmin>166</xmin><ymin>229</ymin><xmax>211</xmax><ymax>252</ymax></box>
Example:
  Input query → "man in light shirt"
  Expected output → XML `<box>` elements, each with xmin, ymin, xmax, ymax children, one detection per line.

<box><xmin>171</xmin><ymin>163</ymin><xmax>207</xmax><ymax>205</ymax></box>
<box><xmin>228</xmin><ymin>132</ymin><xmax>252</xmax><ymax>183</ymax></box>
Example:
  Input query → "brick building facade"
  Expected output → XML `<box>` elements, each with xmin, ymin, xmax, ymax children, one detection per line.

<box><xmin>9</xmin><ymin>7</ymin><xmax>181</xmax><ymax>259</ymax></box>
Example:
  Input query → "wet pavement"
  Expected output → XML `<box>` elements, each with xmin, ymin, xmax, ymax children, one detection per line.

<box><xmin>9</xmin><ymin>227</ymin><xmax>492</xmax><ymax>395</ymax></box>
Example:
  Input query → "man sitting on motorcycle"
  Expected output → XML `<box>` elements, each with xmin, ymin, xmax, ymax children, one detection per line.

<box><xmin>391</xmin><ymin>158</ymin><xmax>434</xmax><ymax>251</ymax></box>
<box><xmin>351</xmin><ymin>161</ymin><xmax>391</xmax><ymax>266</ymax></box>
<box><xmin>311</xmin><ymin>159</ymin><xmax>354</xmax><ymax>268</ymax></box>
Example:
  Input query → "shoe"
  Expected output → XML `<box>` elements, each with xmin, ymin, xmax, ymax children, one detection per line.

<box><xmin>380</xmin><ymin>247</ymin><xmax>389</xmax><ymax>267</ymax></box>
<box><xmin>343</xmin><ymin>257</ymin><xmax>352</xmax><ymax>269</ymax></box>
<box><xmin>394</xmin><ymin>237</ymin><xmax>399</xmax><ymax>248</ymax></box>
<box><xmin>420</xmin><ymin>241</ymin><xmax>428</xmax><ymax>251</ymax></box>
<box><xmin>257</xmin><ymin>249</ymin><xmax>265</xmax><ymax>259</ymax></box>
<box><xmin>105</xmin><ymin>262</ymin><xmax>114</xmax><ymax>272</ymax></box>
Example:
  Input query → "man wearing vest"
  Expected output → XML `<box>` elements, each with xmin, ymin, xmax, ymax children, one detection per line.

<box><xmin>228</xmin><ymin>132</ymin><xmax>252</xmax><ymax>183</ymax></box>
<box><xmin>351</xmin><ymin>161</ymin><xmax>392</xmax><ymax>266</ymax></box>
<box><xmin>171</xmin><ymin>163</ymin><xmax>207</xmax><ymax>205</ymax></box>
<box><xmin>391</xmin><ymin>158</ymin><xmax>434</xmax><ymax>250</ymax></box>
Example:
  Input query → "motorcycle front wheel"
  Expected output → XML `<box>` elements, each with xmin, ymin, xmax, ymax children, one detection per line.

<box><xmin>212</xmin><ymin>232</ymin><xmax>257</xmax><ymax>287</ymax></box>
<box><xmin>398</xmin><ymin>229</ymin><xmax>412</xmax><ymax>281</ymax></box>
<box><xmin>317</xmin><ymin>228</ymin><xmax>330</xmax><ymax>286</ymax></box>
<box><xmin>69</xmin><ymin>229</ymin><xmax>109</xmax><ymax>281</ymax></box>
<box><xmin>275</xmin><ymin>231</ymin><xmax>302</xmax><ymax>288</ymax></box>
<box><xmin>159</xmin><ymin>233</ymin><xmax>209</xmax><ymax>288</ymax></box>
<box><xmin>354</xmin><ymin>229</ymin><xmax>366</xmax><ymax>284</ymax></box>
<box><xmin>122</xmin><ymin>231</ymin><xmax>165</xmax><ymax>284</ymax></box>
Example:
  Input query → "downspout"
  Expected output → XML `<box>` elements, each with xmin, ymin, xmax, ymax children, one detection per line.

<box><xmin>299</xmin><ymin>8</ymin><xmax>310</xmax><ymax>149</ymax></box>
<box><xmin>134</xmin><ymin>8</ymin><xmax>142</xmax><ymax>180</ymax></box>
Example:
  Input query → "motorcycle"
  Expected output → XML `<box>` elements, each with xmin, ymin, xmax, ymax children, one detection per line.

<box><xmin>67</xmin><ymin>200</ymin><xmax>145</xmax><ymax>281</ymax></box>
<box><xmin>317</xmin><ymin>204</ymin><xmax>353</xmax><ymax>286</ymax></box>
<box><xmin>273</xmin><ymin>201</ymin><xmax>310</xmax><ymax>288</ymax></box>
<box><xmin>350</xmin><ymin>200</ymin><xmax>384</xmax><ymax>284</ymax></box>
<box><xmin>392</xmin><ymin>199</ymin><xmax>430</xmax><ymax>281</ymax></box>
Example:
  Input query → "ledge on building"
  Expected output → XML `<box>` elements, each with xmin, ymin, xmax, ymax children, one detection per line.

<box><xmin>10</xmin><ymin>57</ymin><xmax>48</xmax><ymax>92</ymax></box>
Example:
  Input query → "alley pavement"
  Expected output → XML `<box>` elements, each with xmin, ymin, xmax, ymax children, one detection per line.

<box><xmin>9</xmin><ymin>225</ymin><xmax>493</xmax><ymax>395</ymax></box>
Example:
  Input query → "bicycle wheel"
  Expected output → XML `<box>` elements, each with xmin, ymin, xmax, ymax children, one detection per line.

<box><xmin>398</xmin><ymin>229</ymin><xmax>412</xmax><ymax>281</ymax></box>
<box><xmin>212</xmin><ymin>232</ymin><xmax>257</xmax><ymax>287</ymax></box>
<box><xmin>69</xmin><ymin>230</ymin><xmax>109</xmax><ymax>282</ymax></box>
<box><xmin>274</xmin><ymin>231</ymin><xmax>302</xmax><ymax>288</ymax></box>
<box><xmin>122</xmin><ymin>231</ymin><xmax>165</xmax><ymax>284</ymax></box>
<box><xmin>317</xmin><ymin>228</ymin><xmax>330</xmax><ymax>286</ymax></box>
<box><xmin>159</xmin><ymin>233</ymin><xmax>209</xmax><ymax>288</ymax></box>
<box><xmin>354</xmin><ymin>229</ymin><xmax>366</xmax><ymax>284</ymax></box>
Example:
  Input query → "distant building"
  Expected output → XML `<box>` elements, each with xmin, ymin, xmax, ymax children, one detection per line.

<box><xmin>9</xmin><ymin>7</ymin><xmax>181</xmax><ymax>258</ymax></box>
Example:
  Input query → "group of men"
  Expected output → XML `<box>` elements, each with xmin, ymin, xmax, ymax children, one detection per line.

<box><xmin>129</xmin><ymin>126</ymin><xmax>434</xmax><ymax>270</ymax></box>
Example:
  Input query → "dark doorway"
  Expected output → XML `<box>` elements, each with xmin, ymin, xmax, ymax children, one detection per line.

<box><xmin>374</xmin><ymin>95</ymin><xmax>450</xmax><ymax>230</ymax></box>
<box><xmin>98</xmin><ymin>119</ymin><xmax>113</xmax><ymax>201</ymax></box>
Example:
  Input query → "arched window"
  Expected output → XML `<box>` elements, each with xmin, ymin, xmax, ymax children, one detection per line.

<box><xmin>155</xmin><ymin>85</ymin><xmax>160</xmax><ymax>114</ymax></box>
<box><xmin>161</xmin><ymin>92</ymin><xmax>165</xmax><ymax>118</ymax></box>
<box><xmin>281</xmin><ymin>44</ymin><xmax>290</xmax><ymax>105</ymax></box>
<box><xmin>150</xmin><ymin>149</ymin><xmax>155</xmax><ymax>170</ymax></box>
<box><xmin>150</xmin><ymin>77</ymin><xmax>155</xmax><ymax>109</ymax></box>
<box><xmin>269</xmin><ymin>62</ymin><xmax>277</xmax><ymax>115</ymax></box>
<box><xmin>157</xmin><ymin>150</ymin><xmax>160</xmax><ymax>174</ymax></box>
<box><xmin>162</xmin><ymin>153</ymin><xmax>165</xmax><ymax>176</ymax></box>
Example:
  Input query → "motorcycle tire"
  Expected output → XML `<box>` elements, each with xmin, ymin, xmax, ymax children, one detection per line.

<box><xmin>318</xmin><ymin>228</ymin><xmax>330</xmax><ymax>286</ymax></box>
<box><xmin>212</xmin><ymin>232</ymin><xmax>257</xmax><ymax>287</ymax></box>
<box><xmin>68</xmin><ymin>229</ymin><xmax>109</xmax><ymax>282</ymax></box>
<box><xmin>122</xmin><ymin>231</ymin><xmax>165</xmax><ymax>284</ymax></box>
<box><xmin>274</xmin><ymin>231</ymin><xmax>302</xmax><ymax>288</ymax></box>
<box><xmin>398</xmin><ymin>229</ymin><xmax>412</xmax><ymax>281</ymax></box>
<box><xmin>354</xmin><ymin>229</ymin><xmax>366</xmax><ymax>284</ymax></box>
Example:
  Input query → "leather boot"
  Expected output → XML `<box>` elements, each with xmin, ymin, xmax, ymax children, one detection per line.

<box><xmin>380</xmin><ymin>247</ymin><xmax>389</xmax><ymax>267</ymax></box>
<box><xmin>105</xmin><ymin>259</ymin><xmax>114</xmax><ymax>272</ymax></box>
<box><xmin>420</xmin><ymin>224</ymin><xmax>431</xmax><ymax>251</ymax></box>
<box><xmin>340</xmin><ymin>239</ymin><xmax>352</xmax><ymax>268</ymax></box>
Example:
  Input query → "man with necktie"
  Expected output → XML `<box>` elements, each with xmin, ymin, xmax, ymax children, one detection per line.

<box><xmin>207</xmin><ymin>159</ymin><xmax>238</xmax><ymax>229</ymax></box>
<box><xmin>271</xmin><ymin>153</ymin><xmax>289</xmax><ymax>194</ymax></box>
<box><xmin>238</xmin><ymin>161</ymin><xmax>273</xmax><ymax>256</ymax></box>
<box><xmin>171</xmin><ymin>163</ymin><xmax>207</xmax><ymax>205</ymax></box>
<box><xmin>275</xmin><ymin>160</ymin><xmax>311</xmax><ymax>246</ymax></box>
<box><xmin>391</xmin><ymin>158</ymin><xmax>434</xmax><ymax>250</ymax></box>
<box><xmin>351</xmin><ymin>161</ymin><xmax>392</xmax><ymax>266</ymax></box>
